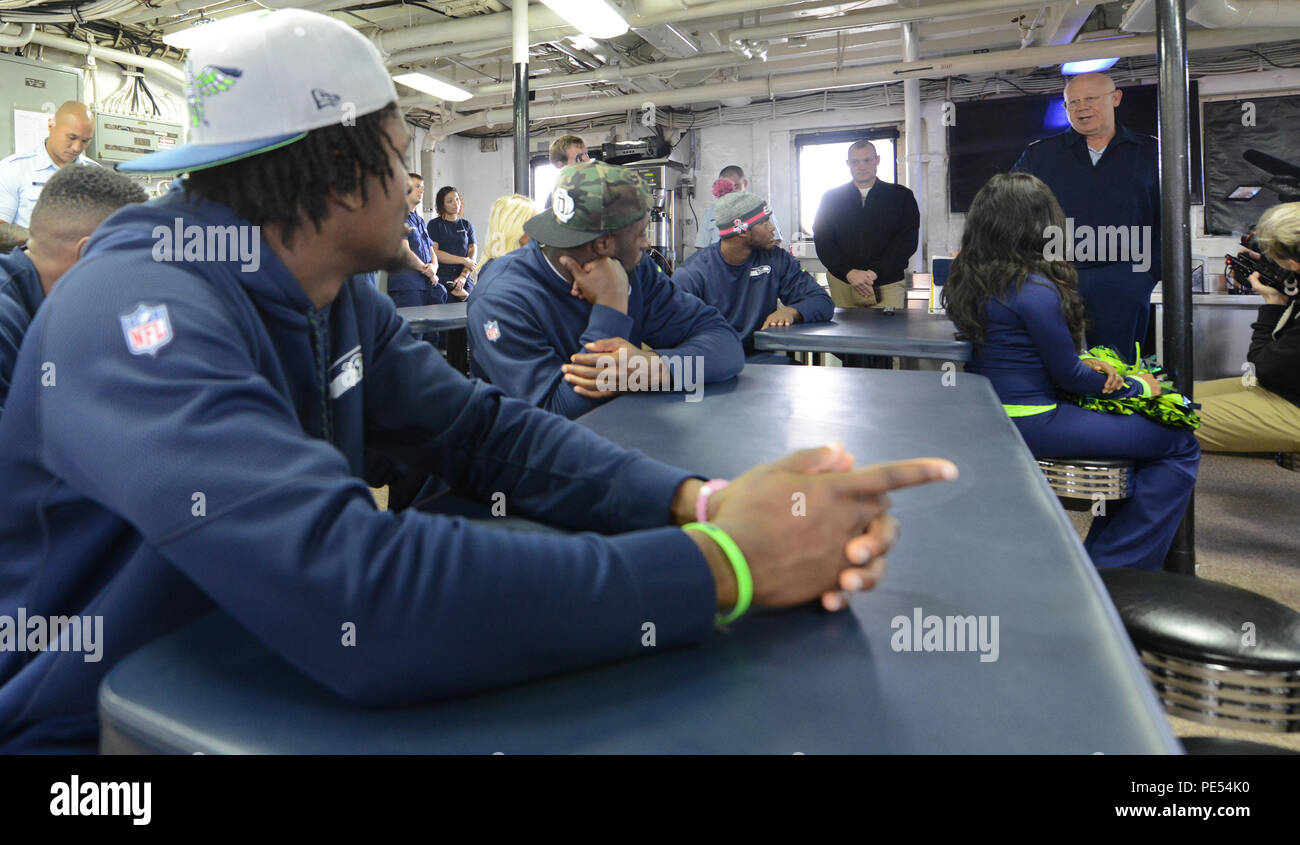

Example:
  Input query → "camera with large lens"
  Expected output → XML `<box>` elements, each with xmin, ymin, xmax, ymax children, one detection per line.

<box><xmin>1224</xmin><ymin>232</ymin><xmax>1299</xmax><ymax>296</ymax></box>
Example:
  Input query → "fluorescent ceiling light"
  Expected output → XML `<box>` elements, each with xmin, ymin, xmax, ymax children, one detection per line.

<box><xmin>539</xmin><ymin>0</ymin><xmax>629</xmax><ymax>39</ymax></box>
<box><xmin>161</xmin><ymin>11</ymin><xmax>270</xmax><ymax>50</ymax></box>
<box><xmin>567</xmin><ymin>34</ymin><xmax>602</xmax><ymax>53</ymax></box>
<box><xmin>1061</xmin><ymin>57</ymin><xmax>1120</xmax><ymax>74</ymax></box>
<box><xmin>393</xmin><ymin>72</ymin><xmax>473</xmax><ymax>102</ymax></box>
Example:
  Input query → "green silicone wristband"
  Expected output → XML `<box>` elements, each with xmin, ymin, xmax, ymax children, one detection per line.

<box><xmin>684</xmin><ymin>522</ymin><xmax>753</xmax><ymax>625</ymax></box>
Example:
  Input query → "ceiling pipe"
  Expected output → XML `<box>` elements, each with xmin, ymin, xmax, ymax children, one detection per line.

<box><xmin>429</xmin><ymin>26</ymin><xmax>1300</xmax><ymax>138</ymax></box>
<box><xmin>386</xmin><ymin>0</ymin><xmax>1063</xmax><ymax>66</ymax></box>
<box><xmin>723</xmin><ymin>0</ymin><xmax>1070</xmax><ymax>43</ymax></box>
<box><xmin>377</xmin><ymin>0</ymin><xmax>860</xmax><ymax>57</ymax></box>
<box><xmin>28</xmin><ymin>28</ymin><xmax>187</xmax><ymax>83</ymax></box>
<box><xmin>377</xmin><ymin>2</ymin><xmax>569</xmax><ymax>53</ymax></box>
<box><xmin>407</xmin><ymin>20</ymin><xmax>1102</xmax><ymax>109</ymax></box>
<box><xmin>386</xmin><ymin>34</ymin><xmax>551</xmax><ymax>67</ymax></box>
<box><xmin>0</xmin><ymin>22</ymin><xmax>34</xmax><ymax>48</ymax></box>
<box><xmin>1189</xmin><ymin>0</ymin><xmax>1300</xmax><ymax>28</ymax></box>
<box><xmin>415</xmin><ymin>12</ymin><xmax>1112</xmax><ymax>108</ymax></box>
<box><xmin>470</xmin><ymin>51</ymin><xmax>731</xmax><ymax>97</ymax></box>
<box><xmin>405</xmin><ymin>23</ymin><xmax>1025</xmax><ymax>110</ymax></box>
<box><xmin>0</xmin><ymin>0</ymin><xmax>138</xmax><ymax>25</ymax></box>
<box><xmin>118</xmin><ymin>0</ymin><xmax>247</xmax><ymax>25</ymax></box>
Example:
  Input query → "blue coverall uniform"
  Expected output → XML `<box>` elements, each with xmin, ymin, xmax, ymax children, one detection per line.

<box><xmin>1014</xmin><ymin>123</ymin><xmax>1161</xmax><ymax>364</ymax></box>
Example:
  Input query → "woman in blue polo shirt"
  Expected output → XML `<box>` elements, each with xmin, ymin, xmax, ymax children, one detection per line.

<box><xmin>428</xmin><ymin>186</ymin><xmax>477</xmax><ymax>300</ymax></box>
<box><xmin>945</xmin><ymin>172</ymin><xmax>1199</xmax><ymax>570</ymax></box>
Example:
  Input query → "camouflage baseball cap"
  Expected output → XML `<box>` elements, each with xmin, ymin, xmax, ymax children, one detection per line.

<box><xmin>525</xmin><ymin>161</ymin><xmax>650</xmax><ymax>248</ymax></box>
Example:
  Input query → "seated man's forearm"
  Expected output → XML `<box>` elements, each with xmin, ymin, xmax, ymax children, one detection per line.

<box><xmin>0</xmin><ymin>221</ymin><xmax>29</xmax><ymax>252</ymax></box>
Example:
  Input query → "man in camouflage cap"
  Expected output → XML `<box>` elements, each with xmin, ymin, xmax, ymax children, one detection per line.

<box><xmin>469</xmin><ymin>160</ymin><xmax>745</xmax><ymax>419</ymax></box>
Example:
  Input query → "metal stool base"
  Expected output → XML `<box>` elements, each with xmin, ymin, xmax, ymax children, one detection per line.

<box><xmin>1037</xmin><ymin>459</ymin><xmax>1135</xmax><ymax>502</ymax></box>
<box><xmin>1140</xmin><ymin>649</ymin><xmax>1300</xmax><ymax>734</ymax></box>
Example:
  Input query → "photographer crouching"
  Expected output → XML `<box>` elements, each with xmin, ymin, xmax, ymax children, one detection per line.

<box><xmin>1195</xmin><ymin>202</ymin><xmax>1300</xmax><ymax>454</ymax></box>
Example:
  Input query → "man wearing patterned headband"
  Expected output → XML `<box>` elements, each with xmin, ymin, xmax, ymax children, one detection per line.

<box><xmin>674</xmin><ymin>190</ymin><xmax>831</xmax><ymax>361</ymax></box>
<box><xmin>694</xmin><ymin>165</ymin><xmax>784</xmax><ymax>248</ymax></box>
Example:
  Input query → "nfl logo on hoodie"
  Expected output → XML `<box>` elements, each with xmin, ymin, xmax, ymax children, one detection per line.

<box><xmin>483</xmin><ymin>320</ymin><xmax>501</xmax><ymax>342</ymax></box>
<box><xmin>120</xmin><ymin>303</ymin><xmax>174</xmax><ymax>357</ymax></box>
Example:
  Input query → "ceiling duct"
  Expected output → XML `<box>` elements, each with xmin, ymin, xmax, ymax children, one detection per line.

<box><xmin>632</xmin><ymin>23</ymin><xmax>701</xmax><ymax>57</ymax></box>
<box><xmin>1122</xmin><ymin>0</ymin><xmax>1300</xmax><ymax>31</ymax></box>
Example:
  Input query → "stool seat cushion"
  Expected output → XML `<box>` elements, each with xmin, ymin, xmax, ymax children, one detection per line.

<box><xmin>1100</xmin><ymin>569</ymin><xmax>1300</xmax><ymax>671</ymax></box>
<box><xmin>1037</xmin><ymin>457</ymin><xmax>1135</xmax><ymax>469</ymax></box>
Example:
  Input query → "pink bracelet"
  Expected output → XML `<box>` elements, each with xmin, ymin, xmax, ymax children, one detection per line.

<box><xmin>695</xmin><ymin>479</ymin><xmax>730</xmax><ymax>523</ymax></box>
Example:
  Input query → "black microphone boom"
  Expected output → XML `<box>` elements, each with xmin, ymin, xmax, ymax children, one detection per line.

<box><xmin>1243</xmin><ymin>148</ymin><xmax>1300</xmax><ymax>181</ymax></box>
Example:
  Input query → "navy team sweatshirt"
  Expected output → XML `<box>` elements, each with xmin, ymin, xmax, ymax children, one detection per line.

<box><xmin>965</xmin><ymin>275</ymin><xmax>1147</xmax><ymax>407</ymax></box>
<box><xmin>0</xmin><ymin>246</ymin><xmax>43</xmax><ymax>418</ymax></box>
<box><xmin>672</xmin><ymin>242</ymin><xmax>833</xmax><ymax>353</ymax></box>
<box><xmin>468</xmin><ymin>240</ymin><xmax>744</xmax><ymax>419</ymax></box>
<box><xmin>0</xmin><ymin>190</ymin><xmax>716</xmax><ymax>752</ymax></box>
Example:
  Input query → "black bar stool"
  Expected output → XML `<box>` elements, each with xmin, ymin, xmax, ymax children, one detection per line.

<box><xmin>1101</xmin><ymin>568</ymin><xmax>1300</xmax><ymax>734</ymax></box>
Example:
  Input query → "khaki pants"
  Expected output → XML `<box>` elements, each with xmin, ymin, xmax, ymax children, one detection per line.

<box><xmin>828</xmin><ymin>274</ymin><xmax>905</xmax><ymax>309</ymax></box>
<box><xmin>1193</xmin><ymin>377</ymin><xmax>1300</xmax><ymax>453</ymax></box>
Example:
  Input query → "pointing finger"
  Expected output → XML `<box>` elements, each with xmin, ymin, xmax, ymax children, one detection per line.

<box><xmin>830</xmin><ymin>458</ymin><xmax>958</xmax><ymax>498</ymax></box>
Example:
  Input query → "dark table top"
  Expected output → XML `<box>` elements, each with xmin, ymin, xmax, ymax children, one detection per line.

<box><xmin>396</xmin><ymin>301</ymin><xmax>467</xmax><ymax>332</ymax></box>
<box><xmin>98</xmin><ymin>366</ymin><xmax>1176</xmax><ymax>754</ymax></box>
<box><xmin>754</xmin><ymin>307</ymin><xmax>971</xmax><ymax>361</ymax></box>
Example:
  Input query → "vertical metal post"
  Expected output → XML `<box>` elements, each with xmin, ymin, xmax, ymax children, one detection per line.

<box><xmin>512</xmin><ymin>0</ymin><xmax>529</xmax><ymax>196</ymax></box>
<box><xmin>1156</xmin><ymin>0</ymin><xmax>1196</xmax><ymax>575</ymax></box>
<box><xmin>901</xmin><ymin>21</ymin><xmax>924</xmax><ymax>274</ymax></box>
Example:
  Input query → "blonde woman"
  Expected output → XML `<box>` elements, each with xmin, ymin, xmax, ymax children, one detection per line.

<box><xmin>479</xmin><ymin>193</ymin><xmax>536</xmax><ymax>278</ymax></box>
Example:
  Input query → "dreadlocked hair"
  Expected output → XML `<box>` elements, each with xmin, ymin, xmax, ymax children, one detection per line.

<box><xmin>942</xmin><ymin>171</ymin><xmax>1087</xmax><ymax>347</ymax></box>
<box><xmin>185</xmin><ymin>102</ymin><xmax>401</xmax><ymax>247</ymax></box>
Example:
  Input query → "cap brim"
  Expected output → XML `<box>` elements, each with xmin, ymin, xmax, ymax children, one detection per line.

<box><xmin>523</xmin><ymin>208</ymin><xmax>602</xmax><ymax>249</ymax></box>
<box><xmin>116</xmin><ymin>131</ymin><xmax>307</xmax><ymax>174</ymax></box>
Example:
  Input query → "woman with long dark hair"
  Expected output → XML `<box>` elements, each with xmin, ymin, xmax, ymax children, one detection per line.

<box><xmin>427</xmin><ymin>185</ymin><xmax>477</xmax><ymax>301</ymax></box>
<box><xmin>944</xmin><ymin>172</ymin><xmax>1199</xmax><ymax>570</ymax></box>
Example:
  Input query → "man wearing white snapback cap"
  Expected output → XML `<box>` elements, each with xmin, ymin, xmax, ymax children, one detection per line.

<box><xmin>0</xmin><ymin>9</ymin><xmax>953</xmax><ymax>752</ymax></box>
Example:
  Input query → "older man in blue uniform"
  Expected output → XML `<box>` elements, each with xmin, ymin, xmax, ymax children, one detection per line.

<box><xmin>1014</xmin><ymin>72</ymin><xmax>1161</xmax><ymax>363</ymax></box>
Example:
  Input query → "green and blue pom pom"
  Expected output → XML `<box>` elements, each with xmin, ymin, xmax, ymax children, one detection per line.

<box><xmin>1063</xmin><ymin>345</ymin><xmax>1201</xmax><ymax>430</ymax></box>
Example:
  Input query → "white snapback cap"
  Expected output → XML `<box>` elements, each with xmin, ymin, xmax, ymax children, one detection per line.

<box><xmin>120</xmin><ymin>9</ymin><xmax>398</xmax><ymax>174</ymax></box>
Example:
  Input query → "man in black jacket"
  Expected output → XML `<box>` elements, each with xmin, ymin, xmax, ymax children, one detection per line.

<box><xmin>1194</xmin><ymin>202</ymin><xmax>1300</xmax><ymax>453</ymax></box>
<box><xmin>813</xmin><ymin>139</ymin><xmax>920</xmax><ymax>310</ymax></box>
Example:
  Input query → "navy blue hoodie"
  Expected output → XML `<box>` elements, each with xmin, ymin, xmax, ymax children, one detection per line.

<box><xmin>0</xmin><ymin>246</ymin><xmax>43</xmax><ymax>418</ymax></box>
<box><xmin>672</xmin><ymin>242</ymin><xmax>833</xmax><ymax>353</ymax></box>
<box><xmin>0</xmin><ymin>190</ymin><xmax>715</xmax><ymax>752</ymax></box>
<box><xmin>468</xmin><ymin>240</ymin><xmax>744</xmax><ymax>419</ymax></box>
